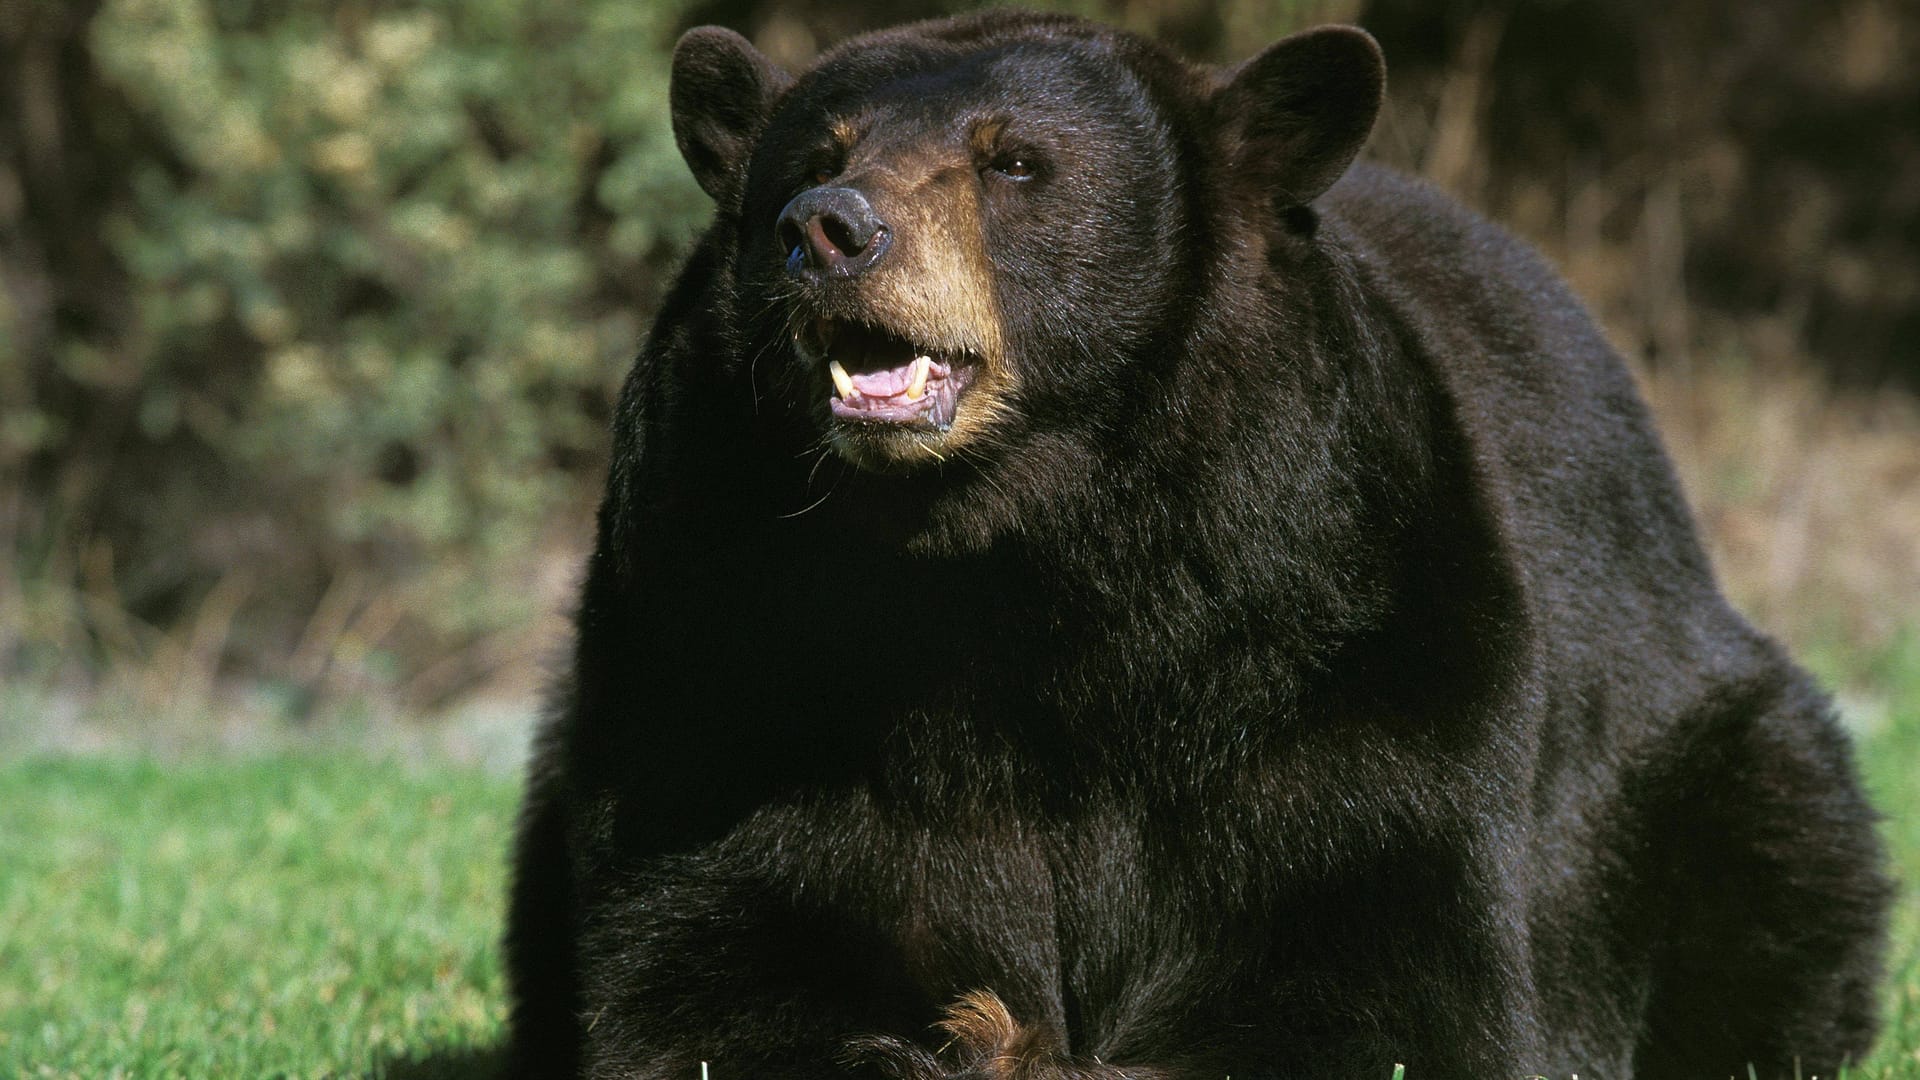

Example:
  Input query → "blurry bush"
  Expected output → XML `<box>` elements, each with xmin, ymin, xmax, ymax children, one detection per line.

<box><xmin>1</xmin><ymin>0</ymin><xmax>709</xmax><ymax>709</ymax></box>
<box><xmin>0</xmin><ymin>0</ymin><xmax>1913</xmax><ymax>720</ymax></box>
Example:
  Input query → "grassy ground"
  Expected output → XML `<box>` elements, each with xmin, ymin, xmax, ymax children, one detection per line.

<box><xmin>0</xmin><ymin>755</ymin><xmax>513</xmax><ymax>1078</ymax></box>
<box><xmin>0</xmin><ymin>645</ymin><xmax>1915</xmax><ymax>1077</ymax></box>
<box><xmin>1856</xmin><ymin>637</ymin><xmax>1920</xmax><ymax>1080</ymax></box>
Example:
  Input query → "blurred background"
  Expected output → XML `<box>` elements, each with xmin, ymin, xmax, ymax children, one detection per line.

<box><xmin>2</xmin><ymin>0</ymin><xmax>1916</xmax><ymax>752</ymax></box>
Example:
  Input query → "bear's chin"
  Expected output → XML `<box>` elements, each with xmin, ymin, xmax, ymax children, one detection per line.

<box><xmin>824</xmin><ymin>421</ymin><xmax>963</xmax><ymax>474</ymax></box>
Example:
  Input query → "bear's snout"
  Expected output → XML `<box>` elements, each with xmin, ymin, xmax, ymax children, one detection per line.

<box><xmin>778</xmin><ymin>186</ymin><xmax>892</xmax><ymax>280</ymax></box>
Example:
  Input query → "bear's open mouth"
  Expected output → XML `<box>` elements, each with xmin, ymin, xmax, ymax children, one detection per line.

<box><xmin>807</xmin><ymin>318</ymin><xmax>978</xmax><ymax>431</ymax></box>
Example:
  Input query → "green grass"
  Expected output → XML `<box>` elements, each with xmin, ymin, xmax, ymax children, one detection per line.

<box><xmin>1</xmin><ymin>645</ymin><xmax>1917</xmax><ymax>1077</ymax></box>
<box><xmin>0</xmin><ymin>755</ymin><xmax>513</xmax><ymax>1077</ymax></box>
<box><xmin>1853</xmin><ymin>634</ymin><xmax>1920</xmax><ymax>1080</ymax></box>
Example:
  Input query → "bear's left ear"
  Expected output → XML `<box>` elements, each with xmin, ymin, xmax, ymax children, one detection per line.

<box><xmin>1211</xmin><ymin>26</ymin><xmax>1385</xmax><ymax>207</ymax></box>
<box><xmin>671</xmin><ymin>27</ymin><xmax>794</xmax><ymax>208</ymax></box>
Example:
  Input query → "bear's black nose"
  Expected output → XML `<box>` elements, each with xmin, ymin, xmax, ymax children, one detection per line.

<box><xmin>776</xmin><ymin>187</ymin><xmax>891</xmax><ymax>279</ymax></box>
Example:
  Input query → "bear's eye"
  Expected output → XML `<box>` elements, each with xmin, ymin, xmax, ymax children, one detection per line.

<box><xmin>987</xmin><ymin>154</ymin><xmax>1038</xmax><ymax>182</ymax></box>
<box><xmin>811</xmin><ymin>166</ymin><xmax>835</xmax><ymax>186</ymax></box>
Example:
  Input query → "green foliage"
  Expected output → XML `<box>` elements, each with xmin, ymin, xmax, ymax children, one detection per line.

<box><xmin>4</xmin><ymin>0</ymin><xmax>712</xmax><ymax>699</ymax></box>
<box><xmin>111</xmin><ymin>0</ymin><xmax>704</xmax><ymax>611</ymax></box>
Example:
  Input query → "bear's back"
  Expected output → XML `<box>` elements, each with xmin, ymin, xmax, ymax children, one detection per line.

<box><xmin>1323</xmin><ymin>164</ymin><xmax>1770</xmax><ymax>716</ymax></box>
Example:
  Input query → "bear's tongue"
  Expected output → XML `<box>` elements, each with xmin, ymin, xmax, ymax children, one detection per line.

<box><xmin>829</xmin><ymin>354</ymin><xmax>934</xmax><ymax>401</ymax></box>
<box><xmin>828</xmin><ymin>352</ymin><xmax>959</xmax><ymax>429</ymax></box>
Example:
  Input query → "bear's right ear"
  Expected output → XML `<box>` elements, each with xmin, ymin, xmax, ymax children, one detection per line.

<box><xmin>670</xmin><ymin>27</ymin><xmax>793</xmax><ymax>208</ymax></box>
<box><xmin>1211</xmin><ymin>25</ymin><xmax>1385</xmax><ymax>207</ymax></box>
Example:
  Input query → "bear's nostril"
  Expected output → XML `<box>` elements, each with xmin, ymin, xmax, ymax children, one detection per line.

<box><xmin>777</xmin><ymin>219</ymin><xmax>805</xmax><ymax>264</ymax></box>
<box><xmin>818</xmin><ymin>214</ymin><xmax>859</xmax><ymax>257</ymax></box>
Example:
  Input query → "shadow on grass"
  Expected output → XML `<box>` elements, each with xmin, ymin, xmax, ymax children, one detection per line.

<box><xmin>376</xmin><ymin>1044</ymin><xmax>507</xmax><ymax>1079</ymax></box>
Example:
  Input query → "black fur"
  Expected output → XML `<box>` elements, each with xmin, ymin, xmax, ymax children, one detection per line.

<box><xmin>502</xmin><ymin>13</ymin><xmax>1889</xmax><ymax>1079</ymax></box>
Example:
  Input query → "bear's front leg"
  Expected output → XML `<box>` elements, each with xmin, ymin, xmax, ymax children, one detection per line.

<box><xmin>571</xmin><ymin>894</ymin><xmax>1542</xmax><ymax>1080</ymax></box>
<box><xmin>853</xmin><ymin>976</ymin><xmax>1536</xmax><ymax>1080</ymax></box>
<box><xmin>570</xmin><ymin>864</ymin><xmax>938</xmax><ymax>1080</ymax></box>
<box><xmin>846</xmin><ymin>992</ymin><xmax>1177</xmax><ymax>1080</ymax></box>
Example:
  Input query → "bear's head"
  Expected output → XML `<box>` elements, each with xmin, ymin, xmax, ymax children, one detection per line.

<box><xmin>670</xmin><ymin>12</ymin><xmax>1384</xmax><ymax>474</ymax></box>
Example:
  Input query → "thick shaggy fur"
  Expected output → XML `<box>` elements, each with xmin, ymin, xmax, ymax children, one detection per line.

<box><xmin>502</xmin><ymin>13</ymin><xmax>1888</xmax><ymax>1080</ymax></box>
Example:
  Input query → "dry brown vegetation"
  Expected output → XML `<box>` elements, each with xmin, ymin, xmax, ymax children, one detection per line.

<box><xmin>1642</xmin><ymin>359</ymin><xmax>1920</xmax><ymax>680</ymax></box>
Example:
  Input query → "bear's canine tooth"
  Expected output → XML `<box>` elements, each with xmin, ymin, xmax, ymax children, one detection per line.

<box><xmin>907</xmin><ymin>356</ymin><xmax>932</xmax><ymax>400</ymax></box>
<box><xmin>828</xmin><ymin>359</ymin><xmax>856</xmax><ymax>399</ymax></box>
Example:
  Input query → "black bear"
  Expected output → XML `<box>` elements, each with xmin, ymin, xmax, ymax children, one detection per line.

<box><xmin>502</xmin><ymin>12</ymin><xmax>1890</xmax><ymax>1079</ymax></box>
